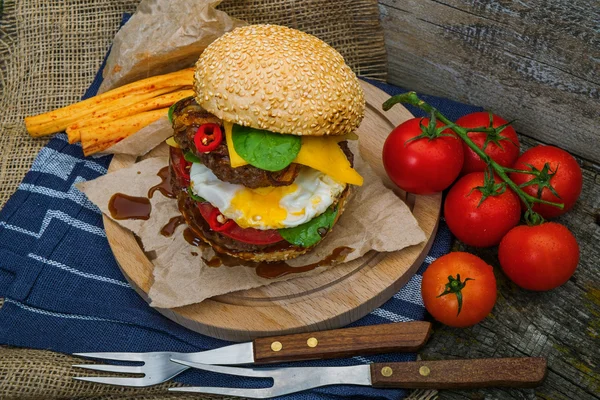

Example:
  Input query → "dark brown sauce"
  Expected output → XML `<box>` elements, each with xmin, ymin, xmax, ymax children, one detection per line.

<box><xmin>148</xmin><ymin>167</ymin><xmax>175</xmax><ymax>199</ymax></box>
<box><xmin>108</xmin><ymin>193</ymin><xmax>152</xmax><ymax>220</ymax></box>
<box><xmin>183</xmin><ymin>227</ymin><xmax>209</xmax><ymax>248</ymax></box>
<box><xmin>190</xmin><ymin>252</ymin><xmax>198</xmax><ymax>257</ymax></box>
<box><xmin>255</xmin><ymin>246</ymin><xmax>353</xmax><ymax>279</ymax></box>
<box><xmin>202</xmin><ymin>257</ymin><xmax>223</xmax><ymax>268</ymax></box>
<box><xmin>160</xmin><ymin>215</ymin><xmax>186</xmax><ymax>237</ymax></box>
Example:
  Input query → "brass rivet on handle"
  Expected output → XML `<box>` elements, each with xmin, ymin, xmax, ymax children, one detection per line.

<box><xmin>381</xmin><ymin>366</ymin><xmax>393</xmax><ymax>377</ymax></box>
<box><xmin>419</xmin><ymin>366</ymin><xmax>431</xmax><ymax>376</ymax></box>
<box><xmin>307</xmin><ymin>337</ymin><xmax>318</xmax><ymax>348</ymax></box>
<box><xmin>271</xmin><ymin>341</ymin><xmax>282</xmax><ymax>352</ymax></box>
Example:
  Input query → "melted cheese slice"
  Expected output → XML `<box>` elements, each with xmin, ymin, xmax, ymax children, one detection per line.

<box><xmin>294</xmin><ymin>136</ymin><xmax>363</xmax><ymax>186</ymax></box>
<box><xmin>223</xmin><ymin>122</ymin><xmax>363</xmax><ymax>186</ymax></box>
<box><xmin>224</xmin><ymin>121</ymin><xmax>249</xmax><ymax>168</ymax></box>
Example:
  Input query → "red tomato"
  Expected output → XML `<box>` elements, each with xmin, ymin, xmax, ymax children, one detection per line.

<box><xmin>499</xmin><ymin>222</ymin><xmax>579</xmax><ymax>291</ymax></box>
<box><xmin>196</xmin><ymin>202</ymin><xmax>284</xmax><ymax>245</ymax></box>
<box><xmin>510</xmin><ymin>146</ymin><xmax>582</xmax><ymax>219</ymax></box>
<box><xmin>456</xmin><ymin>112</ymin><xmax>520</xmax><ymax>174</ymax></box>
<box><xmin>444</xmin><ymin>172</ymin><xmax>521</xmax><ymax>247</ymax></box>
<box><xmin>421</xmin><ymin>252</ymin><xmax>497</xmax><ymax>327</ymax></box>
<box><xmin>383</xmin><ymin>117</ymin><xmax>464</xmax><ymax>194</ymax></box>
<box><xmin>169</xmin><ymin>146</ymin><xmax>190</xmax><ymax>186</ymax></box>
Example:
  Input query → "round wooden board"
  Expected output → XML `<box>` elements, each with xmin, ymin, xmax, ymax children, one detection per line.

<box><xmin>103</xmin><ymin>81</ymin><xmax>442</xmax><ymax>342</ymax></box>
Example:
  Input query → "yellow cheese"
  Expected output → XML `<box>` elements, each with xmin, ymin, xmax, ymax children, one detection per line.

<box><xmin>224</xmin><ymin>122</ymin><xmax>363</xmax><ymax>186</ymax></box>
<box><xmin>165</xmin><ymin>136</ymin><xmax>179</xmax><ymax>148</ymax></box>
<box><xmin>224</xmin><ymin>121</ymin><xmax>249</xmax><ymax>168</ymax></box>
<box><xmin>294</xmin><ymin>136</ymin><xmax>363</xmax><ymax>186</ymax></box>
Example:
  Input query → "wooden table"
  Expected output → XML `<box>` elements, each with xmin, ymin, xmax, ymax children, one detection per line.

<box><xmin>379</xmin><ymin>1</ymin><xmax>600</xmax><ymax>398</ymax></box>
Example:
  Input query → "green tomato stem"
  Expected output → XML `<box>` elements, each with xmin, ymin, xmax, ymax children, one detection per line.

<box><xmin>383</xmin><ymin>92</ymin><xmax>564</xmax><ymax>211</ymax></box>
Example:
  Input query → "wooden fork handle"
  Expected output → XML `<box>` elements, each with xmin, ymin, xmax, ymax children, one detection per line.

<box><xmin>252</xmin><ymin>321</ymin><xmax>431</xmax><ymax>364</ymax></box>
<box><xmin>371</xmin><ymin>357</ymin><xmax>547</xmax><ymax>389</ymax></box>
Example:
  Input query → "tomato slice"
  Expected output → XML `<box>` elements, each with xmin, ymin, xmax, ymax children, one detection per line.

<box><xmin>196</xmin><ymin>202</ymin><xmax>284</xmax><ymax>245</ymax></box>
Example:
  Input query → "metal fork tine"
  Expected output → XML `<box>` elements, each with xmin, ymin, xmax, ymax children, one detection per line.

<box><xmin>73</xmin><ymin>376</ymin><xmax>149</xmax><ymax>387</ymax></box>
<box><xmin>73</xmin><ymin>352</ymin><xmax>146</xmax><ymax>362</ymax></box>
<box><xmin>170</xmin><ymin>358</ymin><xmax>274</xmax><ymax>378</ymax></box>
<box><xmin>169</xmin><ymin>386</ymin><xmax>275</xmax><ymax>399</ymax></box>
<box><xmin>72</xmin><ymin>364</ymin><xmax>145</xmax><ymax>374</ymax></box>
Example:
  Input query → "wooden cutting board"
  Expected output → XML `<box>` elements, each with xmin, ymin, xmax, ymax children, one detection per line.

<box><xmin>103</xmin><ymin>81</ymin><xmax>442</xmax><ymax>342</ymax></box>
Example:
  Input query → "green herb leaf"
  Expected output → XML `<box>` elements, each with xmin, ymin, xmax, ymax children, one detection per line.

<box><xmin>278</xmin><ymin>206</ymin><xmax>338</xmax><ymax>247</ymax></box>
<box><xmin>232</xmin><ymin>124</ymin><xmax>301</xmax><ymax>171</ymax></box>
<box><xmin>188</xmin><ymin>187</ymin><xmax>206</xmax><ymax>203</ymax></box>
<box><xmin>184</xmin><ymin>151</ymin><xmax>202</xmax><ymax>164</ymax></box>
<box><xmin>168</xmin><ymin>102</ymin><xmax>177</xmax><ymax>124</ymax></box>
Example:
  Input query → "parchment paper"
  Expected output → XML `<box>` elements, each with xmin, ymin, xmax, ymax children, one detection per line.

<box><xmin>77</xmin><ymin>142</ymin><xmax>426</xmax><ymax>308</ymax></box>
<box><xmin>98</xmin><ymin>0</ymin><xmax>245</xmax><ymax>93</ymax></box>
<box><xmin>99</xmin><ymin>117</ymin><xmax>172</xmax><ymax>157</ymax></box>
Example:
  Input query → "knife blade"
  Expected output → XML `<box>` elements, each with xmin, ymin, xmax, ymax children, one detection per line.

<box><xmin>169</xmin><ymin>357</ymin><xmax>547</xmax><ymax>398</ymax></box>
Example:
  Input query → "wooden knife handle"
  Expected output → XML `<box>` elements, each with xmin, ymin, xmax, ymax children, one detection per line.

<box><xmin>252</xmin><ymin>321</ymin><xmax>431</xmax><ymax>364</ymax></box>
<box><xmin>370</xmin><ymin>358</ymin><xmax>547</xmax><ymax>389</ymax></box>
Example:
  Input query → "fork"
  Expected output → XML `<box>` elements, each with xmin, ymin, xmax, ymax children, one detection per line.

<box><xmin>168</xmin><ymin>357</ymin><xmax>547</xmax><ymax>398</ymax></box>
<box><xmin>73</xmin><ymin>343</ymin><xmax>254</xmax><ymax>387</ymax></box>
<box><xmin>73</xmin><ymin>321</ymin><xmax>431</xmax><ymax>387</ymax></box>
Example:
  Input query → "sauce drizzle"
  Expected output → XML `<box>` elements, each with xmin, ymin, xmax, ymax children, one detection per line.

<box><xmin>108</xmin><ymin>193</ymin><xmax>151</xmax><ymax>220</ymax></box>
<box><xmin>160</xmin><ymin>215</ymin><xmax>186</xmax><ymax>237</ymax></box>
<box><xmin>148</xmin><ymin>167</ymin><xmax>175</xmax><ymax>199</ymax></box>
<box><xmin>255</xmin><ymin>246</ymin><xmax>353</xmax><ymax>279</ymax></box>
<box><xmin>183</xmin><ymin>227</ymin><xmax>209</xmax><ymax>248</ymax></box>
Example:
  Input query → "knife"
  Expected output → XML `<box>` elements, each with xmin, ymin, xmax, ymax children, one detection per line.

<box><xmin>168</xmin><ymin>357</ymin><xmax>548</xmax><ymax>398</ymax></box>
<box><xmin>73</xmin><ymin>321</ymin><xmax>432</xmax><ymax>387</ymax></box>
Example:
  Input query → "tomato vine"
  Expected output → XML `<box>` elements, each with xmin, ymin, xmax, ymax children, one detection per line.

<box><xmin>383</xmin><ymin>92</ymin><xmax>564</xmax><ymax>225</ymax></box>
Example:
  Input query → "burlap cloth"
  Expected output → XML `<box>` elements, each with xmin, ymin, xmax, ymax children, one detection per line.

<box><xmin>0</xmin><ymin>0</ymin><xmax>396</xmax><ymax>399</ymax></box>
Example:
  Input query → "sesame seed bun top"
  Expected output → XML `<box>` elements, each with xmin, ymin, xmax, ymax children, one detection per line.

<box><xmin>193</xmin><ymin>24</ymin><xmax>365</xmax><ymax>136</ymax></box>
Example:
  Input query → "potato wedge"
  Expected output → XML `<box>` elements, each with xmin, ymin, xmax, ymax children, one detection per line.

<box><xmin>25</xmin><ymin>68</ymin><xmax>193</xmax><ymax>136</ymax></box>
<box><xmin>66</xmin><ymin>89</ymin><xmax>193</xmax><ymax>143</ymax></box>
<box><xmin>80</xmin><ymin>108</ymin><xmax>168</xmax><ymax>156</ymax></box>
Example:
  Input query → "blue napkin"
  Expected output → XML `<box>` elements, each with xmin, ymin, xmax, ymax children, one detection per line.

<box><xmin>0</xmin><ymin>22</ymin><xmax>482</xmax><ymax>400</ymax></box>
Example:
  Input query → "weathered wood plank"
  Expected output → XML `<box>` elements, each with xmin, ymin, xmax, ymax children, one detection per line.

<box><xmin>379</xmin><ymin>0</ymin><xmax>600</xmax><ymax>163</ymax></box>
<box><xmin>420</xmin><ymin>135</ymin><xmax>600</xmax><ymax>400</ymax></box>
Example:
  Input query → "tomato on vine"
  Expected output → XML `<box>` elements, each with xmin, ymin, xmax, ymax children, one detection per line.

<box><xmin>421</xmin><ymin>252</ymin><xmax>497</xmax><ymax>328</ymax></box>
<box><xmin>499</xmin><ymin>222</ymin><xmax>579</xmax><ymax>291</ymax></box>
<box><xmin>456</xmin><ymin>112</ymin><xmax>520</xmax><ymax>175</ymax></box>
<box><xmin>509</xmin><ymin>146</ymin><xmax>582</xmax><ymax>219</ymax></box>
<box><xmin>382</xmin><ymin>114</ymin><xmax>464</xmax><ymax>194</ymax></box>
<box><xmin>444</xmin><ymin>170</ymin><xmax>521</xmax><ymax>247</ymax></box>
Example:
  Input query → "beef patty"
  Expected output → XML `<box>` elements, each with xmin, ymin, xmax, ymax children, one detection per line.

<box><xmin>171</xmin><ymin>97</ymin><xmax>354</xmax><ymax>188</ymax></box>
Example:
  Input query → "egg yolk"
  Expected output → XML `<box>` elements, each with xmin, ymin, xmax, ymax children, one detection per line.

<box><xmin>228</xmin><ymin>184</ymin><xmax>298</xmax><ymax>229</ymax></box>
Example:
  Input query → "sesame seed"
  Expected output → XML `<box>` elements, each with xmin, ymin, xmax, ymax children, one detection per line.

<box><xmin>193</xmin><ymin>24</ymin><xmax>365</xmax><ymax>136</ymax></box>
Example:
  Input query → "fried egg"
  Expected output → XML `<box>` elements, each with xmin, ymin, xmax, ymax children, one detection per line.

<box><xmin>189</xmin><ymin>163</ymin><xmax>346</xmax><ymax>230</ymax></box>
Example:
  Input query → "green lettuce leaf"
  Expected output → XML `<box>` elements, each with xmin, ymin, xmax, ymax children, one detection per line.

<box><xmin>188</xmin><ymin>187</ymin><xmax>206</xmax><ymax>203</ymax></box>
<box><xmin>278</xmin><ymin>206</ymin><xmax>338</xmax><ymax>247</ymax></box>
<box><xmin>168</xmin><ymin>102</ymin><xmax>177</xmax><ymax>124</ymax></box>
<box><xmin>168</xmin><ymin>96</ymin><xmax>193</xmax><ymax>124</ymax></box>
<box><xmin>232</xmin><ymin>124</ymin><xmax>301</xmax><ymax>171</ymax></box>
<box><xmin>184</xmin><ymin>151</ymin><xmax>202</xmax><ymax>164</ymax></box>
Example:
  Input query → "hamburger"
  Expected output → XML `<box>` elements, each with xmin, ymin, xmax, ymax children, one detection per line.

<box><xmin>166</xmin><ymin>24</ymin><xmax>365</xmax><ymax>262</ymax></box>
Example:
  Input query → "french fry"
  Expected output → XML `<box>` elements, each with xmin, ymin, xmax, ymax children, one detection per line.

<box><xmin>66</xmin><ymin>89</ymin><xmax>194</xmax><ymax>144</ymax></box>
<box><xmin>61</xmin><ymin>86</ymin><xmax>178</xmax><ymax>143</ymax></box>
<box><xmin>25</xmin><ymin>68</ymin><xmax>193</xmax><ymax>136</ymax></box>
<box><xmin>80</xmin><ymin>108</ymin><xmax>168</xmax><ymax>156</ymax></box>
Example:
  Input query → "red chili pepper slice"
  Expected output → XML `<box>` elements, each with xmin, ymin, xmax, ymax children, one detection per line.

<box><xmin>206</xmin><ymin>208</ymin><xmax>236</xmax><ymax>232</ymax></box>
<box><xmin>194</xmin><ymin>123</ymin><xmax>223</xmax><ymax>153</ymax></box>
